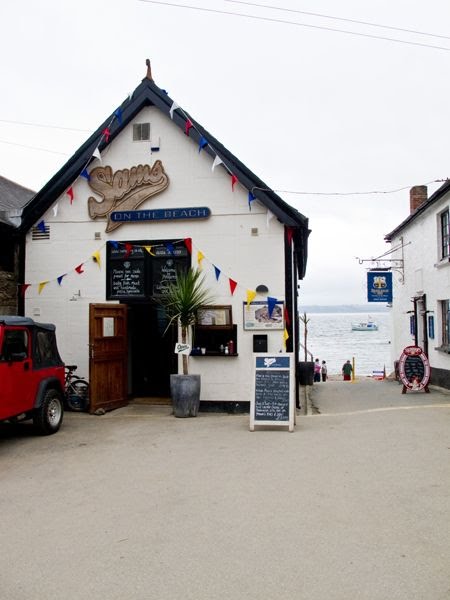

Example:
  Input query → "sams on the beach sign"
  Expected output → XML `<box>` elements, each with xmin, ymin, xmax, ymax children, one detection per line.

<box><xmin>367</xmin><ymin>271</ymin><xmax>393</xmax><ymax>303</ymax></box>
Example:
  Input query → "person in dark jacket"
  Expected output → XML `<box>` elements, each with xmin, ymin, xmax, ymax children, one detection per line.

<box><xmin>342</xmin><ymin>359</ymin><xmax>353</xmax><ymax>381</ymax></box>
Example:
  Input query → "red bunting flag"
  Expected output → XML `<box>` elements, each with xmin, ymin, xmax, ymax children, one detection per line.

<box><xmin>19</xmin><ymin>284</ymin><xmax>30</xmax><ymax>297</ymax></box>
<box><xmin>229</xmin><ymin>278</ymin><xmax>237</xmax><ymax>295</ymax></box>
<box><xmin>102</xmin><ymin>128</ymin><xmax>111</xmax><ymax>143</ymax></box>
<box><xmin>66</xmin><ymin>187</ymin><xmax>74</xmax><ymax>204</ymax></box>
<box><xmin>124</xmin><ymin>243</ymin><xmax>133</xmax><ymax>258</ymax></box>
<box><xmin>75</xmin><ymin>264</ymin><xmax>84</xmax><ymax>274</ymax></box>
<box><xmin>284</xmin><ymin>306</ymin><xmax>291</xmax><ymax>327</ymax></box>
<box><xmin>185</xmin><ymin>119</ymin><xmax>193</xmax><ymax>136</ymax></box>
<box><xmin>184</xmin><ymin>238</ymin><xmax>192</xmax><ymax>254</ymax></box>
<box><xmin>286</xmin><ymin>226</ymin><xmax>294</xmax><ymax>245</ymax></box>
<box><xmin>231</xmin><ymin>174</ymin><xmax>238</xmax><ymax>191</ymax></box>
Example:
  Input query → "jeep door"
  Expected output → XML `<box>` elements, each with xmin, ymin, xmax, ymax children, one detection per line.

<box><xmin>0</xmin><ymin>326</ymin><xmax>33</xmax><ymax>419</ymax></box>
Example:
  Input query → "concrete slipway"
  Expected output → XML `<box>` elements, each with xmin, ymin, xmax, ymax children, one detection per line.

<box><xmin>1</xmin><ymin>377</ymin><xmax>449</xmax><ymax>600</ymax></box>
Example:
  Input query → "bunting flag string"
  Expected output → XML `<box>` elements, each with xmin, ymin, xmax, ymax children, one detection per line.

<box><xmin>92</xmin><ymin>250</ymin><xmax>101</xmax><ymax>267</ymax></box>
<box><xmin>17</xmin><ymin>236</ymin><xmax>292</xmax><ymax>347</ymax></box>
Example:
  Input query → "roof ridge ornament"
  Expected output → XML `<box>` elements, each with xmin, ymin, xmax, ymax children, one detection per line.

<box><xmin>145</xmin><ymin>58</ymin><xmax>153</xmax><ymax>81</ymax></box>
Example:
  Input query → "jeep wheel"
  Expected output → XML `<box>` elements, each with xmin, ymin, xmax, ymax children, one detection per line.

<box><xmin>33</xmin><ymin>389</ymin><xmax>64</xmax><ymax>435</ymax></box>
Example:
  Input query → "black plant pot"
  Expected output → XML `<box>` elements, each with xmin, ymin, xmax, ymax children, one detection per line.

<box><xmin>170</xmin><ymin>374</ymin><xmax>201</xmax><ymax>417</ymax></box>
<box><xmin>298</xmin><ymin>361</ymin><xmax>314</xmax><ymax>386</ymax></box>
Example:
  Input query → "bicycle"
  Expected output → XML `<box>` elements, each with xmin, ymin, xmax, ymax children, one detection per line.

<box><xmin>64</xmin><ymin>364</ymin><xmax>90</xmax><ymax>412</ymax></box>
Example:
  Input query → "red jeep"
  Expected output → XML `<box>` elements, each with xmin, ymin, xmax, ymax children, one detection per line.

<box><xmin>0</xmin><ymin>316</ymin><xmax>65</xmax><ymax>435</ymax></box>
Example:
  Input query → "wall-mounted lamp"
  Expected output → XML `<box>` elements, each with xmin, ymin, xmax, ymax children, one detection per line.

<box><xmin>256</xmin><ymin>284</ymin><xmax>269</xmax><ymax>294</ymax></box>
<box><xmin>70</xmin><ymin>290</ymin><xmax>81</xmax><ymax>301</ymax></box>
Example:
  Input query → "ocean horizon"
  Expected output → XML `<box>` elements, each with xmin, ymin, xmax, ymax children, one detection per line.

<box><xmin>300</xmin><ymin>310</ymin><xmax>392</xmax><ymax>376</ymax></box>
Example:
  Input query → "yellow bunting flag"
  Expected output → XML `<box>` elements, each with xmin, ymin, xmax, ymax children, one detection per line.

<box><xmin>246</xmin><ymin>289</ymin><xmax>257</xmax><ymax>306</ymax></box>
<box><xmin>143</xmin><ymin>245</ymin><xmax>155</xmax><ymax>256</ymax></box>
<box><xmin>92</xmin><ymin>250</ymin><xmax>101</xmax><ymax>268</ymax></box>
<box><xmin>283</xmin><ymin>328</ymin><xmax>289</xmax><ymax>348</ymax></box>
<box><xmin>38</xmin><ymin>281</ymin><xmax>49</xmax><ymax>295</ymax></box>
<box><xmin>197</xmin><ymin>250</ymin><xmax>205</xmax><ymax>268</ymax></box>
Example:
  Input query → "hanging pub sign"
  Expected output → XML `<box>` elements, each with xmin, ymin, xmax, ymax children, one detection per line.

<box><xmin>398</xmin><ymin>345</ymin><xmax>430</xmax><ymax>394</ymax></box>
<box><xmin>367</xmin><ymin>271</ymin><xmax>393</xmax><ymax>303</ymax></box>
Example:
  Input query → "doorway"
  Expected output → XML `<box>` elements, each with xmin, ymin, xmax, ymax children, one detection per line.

<box><xmin>127</xmin><ymin>302</ymin><xmax>177</xmax><ymax>398</ymax></box>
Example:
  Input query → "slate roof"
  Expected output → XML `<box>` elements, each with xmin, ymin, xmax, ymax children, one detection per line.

<box><xmin>19</xmin><ymin>68</ymin><xmax>310</xmax><ymax>277</ymax></box>
<box><xmin>385</xmin><ymin>180</ymin><xmax>450</xmax><ymax>242</ymax></box>
<box><xmin>0</xmin><ymin>175</ymin><xmax>34</xmax><ymax>228</ymax></box>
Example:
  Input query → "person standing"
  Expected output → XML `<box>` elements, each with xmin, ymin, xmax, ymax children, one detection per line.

<box><xmin>321</xmin><ymin>360</ymin><xmax>328</xmax><ymax>382</ymax></box>
<box><xmin>342</xmin><ymin>359</ymin><xmax>353</xmax><ymax>381</ymax></box>
<box><xmin>314</xmin><ymin>358</ymin><xmax>321</xmax><ymax>382</ymax></box>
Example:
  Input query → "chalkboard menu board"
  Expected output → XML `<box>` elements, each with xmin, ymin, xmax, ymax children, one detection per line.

<box><xmin>152</xmin><ymin>258</ymin><xmax>187</xmax><ymax>297</ymax></box>
<box><xmin>110</xmin><ymin>259</ymin><xmax>145</xmax><ymax>298</ymax></box>
<box><xmin>106</xmin><ymin>240</ymin><xmax>189</xmax><ymax>300</ymax></box>
<box><xmin>254</xmin><ymin>370</ymin><xmax>289</xmax><ymax>421</ymax></box>
<box><xmin>250</xmin><ymin>354</ymin><xmax>294</xmax><ymax>431</ymax></box>
<box><xmin>398</xmin><ymin>345</ymin><xmax>430</xmax><ymax>393</ymax></box>
<box><xmin>404</xmin><ymin>356</ymin><xmax>424</xmax><ymax>381</ymax></box>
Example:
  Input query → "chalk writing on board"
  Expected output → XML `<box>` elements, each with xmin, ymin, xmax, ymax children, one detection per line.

<box><xmin>254</xmin><ymin>370</ymin><xmax>289</xmax><ymax>421</ymax></box>
<box><xmin>403</xmin><ymin>356</ymin><xmax>425</xmax><ymax>380</ymax></box>
<box><xmin>110</xmin><ymin>261</ymin><xmax>145</xmax><ymax>297</ymax></box>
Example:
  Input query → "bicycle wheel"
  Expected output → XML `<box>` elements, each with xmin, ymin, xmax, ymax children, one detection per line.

<box><xmin>67</xmin><ymin>378</ymin><xmax>89</xmax><ymax>412</ymax></box>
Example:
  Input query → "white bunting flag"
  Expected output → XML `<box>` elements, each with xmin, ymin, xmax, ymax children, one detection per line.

<box><xmin>266</xmin><ymin>209</ymin><xmax>274</xmax><ymax>228</ymax></box>
<box><xmin>169</xmin><ymin>101</ymin><xmax>180</xmax><ymax>119</ymax></box>
<box><xmin>212</xmin><ymin>155</ymin><xmax>223</xmax><ymax>171</ymax></box>
<box><xmin>52</xmin><ymin>203</ymin><xmax>59</xmax><ymax>217</ymax></box>
<box><xmin>93</xmin><ymin>147</ymin><xmax>102</xmax><ymax>162</ymax></box>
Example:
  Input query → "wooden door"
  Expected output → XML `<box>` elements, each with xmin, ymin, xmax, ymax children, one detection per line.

<box><xmin>89</xmin><ymin>304</ymin><xmax>128</xmax><ymax>413</ymax></box>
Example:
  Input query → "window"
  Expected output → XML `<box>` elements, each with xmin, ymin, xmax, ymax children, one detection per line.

<box><xmin>440</xmin><ymin>300</ymin><xmax>450</xmax><ymax>347</ymax></box>
<box><xmin>133</xmin><ymin>123</ymin><xmax>150</xmax><ymax>141</ymax></box>
<box><xmin>428</xmin><ymin>315</ymin><xmax>435</xmax><ymax>339</ymax></box>
<box><xmin>1</xmin><ymin>329</ymin><xmax>28</xmax><ymax>360</ymax></box>
<box><xmin>440</xmin><ymin>209</ymin><xmax>450</xmax><ymax>259</ymax></box>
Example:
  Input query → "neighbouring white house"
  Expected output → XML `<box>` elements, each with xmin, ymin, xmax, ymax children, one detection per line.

<box><xmin>385</xmin><ymin>182</ymin><xmax>450</xmax><ymax>388</ymax></box>
<box><xmin>12</xmin><ymin>61</ymin><xmax>310</xmax><ymax>412</ymax></box>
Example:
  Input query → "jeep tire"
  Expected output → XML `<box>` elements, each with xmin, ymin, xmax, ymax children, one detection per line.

<box><xmin>33</xmin><ymin>389</ymin><xmax>64</xmax><ymax>435</ymax></box>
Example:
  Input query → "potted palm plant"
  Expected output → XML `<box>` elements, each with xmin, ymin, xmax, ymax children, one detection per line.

<box><xmin>161</xmin><ymin>267</ymin><xmax>214</xmax><ymax>417</ymax></box>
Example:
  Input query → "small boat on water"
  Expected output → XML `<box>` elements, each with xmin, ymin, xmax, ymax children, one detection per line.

<box><xmin>351</xmin><ymin>318</ymin><xmax>378</xmax><ymax>331</ymax></box>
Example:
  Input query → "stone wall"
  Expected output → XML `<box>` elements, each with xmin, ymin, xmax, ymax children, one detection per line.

<box><xmin>0</xmin><ymin>270</ymin><xmax>17</xmax><ymax>315</ymax></box>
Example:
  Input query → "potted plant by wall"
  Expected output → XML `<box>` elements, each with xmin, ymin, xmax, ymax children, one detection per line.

<box><xmin>298</xmin><ymin>312</ymin><xmax>314</xmax><ymax>385</ymax></box>
<box><xmin>161</xmin><ymin>268</ymin><xmax>214</xmax><ymax>417</ymax></box>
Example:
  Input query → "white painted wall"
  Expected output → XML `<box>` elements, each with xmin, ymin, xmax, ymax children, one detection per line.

<box><xmin>389</xmin><ymin>189</ymin><xmax>450</xmax><ymax>372</ymax></box>
<box><xmin>24</xmin><ymin>106</ymin><xmax>290</xmax><ymax>403</ymax></box>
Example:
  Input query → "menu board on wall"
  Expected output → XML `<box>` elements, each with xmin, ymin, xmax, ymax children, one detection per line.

<box><xmin>152</xmin><ymin>258</ymin><xmax>185</xmax><ymax>297</ymax></box>
<box><xmin>106</xmin><ymin>241</ymin><xmax>189</xmax><ymax>301</ymax></box>
<box><xmin>109</xmin><ymin>260</ymin><xmax>145</xmax><ymax>298</ymax></box>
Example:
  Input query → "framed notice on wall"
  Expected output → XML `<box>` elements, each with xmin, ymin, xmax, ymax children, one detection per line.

<box><xmin>243</xmin><ymin>301</ymin><xmax>284</xmax><ymax>330</ymax></box>
<box><xmin>196</xmin><ymin>305</ymin><xmax>232</xmax><ymax>328</ymax></box>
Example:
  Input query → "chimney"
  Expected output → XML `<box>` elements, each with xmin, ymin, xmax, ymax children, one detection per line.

<box><xmin>410</xmin><ymin>185</ymin><xmax>428</xmax><ymax>214</ymax></box>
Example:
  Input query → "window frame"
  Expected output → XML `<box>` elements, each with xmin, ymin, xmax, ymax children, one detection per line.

<box><xmin>440</xmin><ymin>209</ymin><xmax>450</xmax><ymax>260</ymax></box>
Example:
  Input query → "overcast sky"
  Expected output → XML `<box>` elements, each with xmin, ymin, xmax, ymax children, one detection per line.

<box><xmin>2</xmin><ymin>0</ymin><xmax>450</xmax><ymax>305</ymax></box>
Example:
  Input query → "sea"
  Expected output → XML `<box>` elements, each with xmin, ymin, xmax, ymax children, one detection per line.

<box><xmin>301</xmin><ymin>312</ymin><xmax>393</xmax><ymax>376</ymax></box>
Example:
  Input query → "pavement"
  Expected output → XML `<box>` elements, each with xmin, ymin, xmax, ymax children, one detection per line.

<box><xmin>1</xmin><ymin>377</ymin><xmax>450</xmax><ymax>600</ymax></box>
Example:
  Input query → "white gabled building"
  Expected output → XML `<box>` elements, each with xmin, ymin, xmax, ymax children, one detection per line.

<box><xmin>385</xmin><ymin>182</ymin><xmax>450</xmax><ymax>388</ymax></box>
<box><xmin>14</xmin><ymin>61</ymin><xmax>310</xmax><ymax>412</ymax></box>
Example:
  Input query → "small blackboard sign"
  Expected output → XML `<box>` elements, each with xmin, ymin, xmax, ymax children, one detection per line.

<box><xmin>255</xmin><ymin>370</ymin><xmax>289</xmax><ymax>421</ymax></box>
<box><xmin>398</xmin><ymin>345</ymin><xmax>430</xmax><ymax>393</ymax></box>
<box><xmin>152</xmin><ymin>257</ymin><xmax>186</xmax><ymax>297</ymax></box>
<box><xmin>109</xmin><ymin>260</ymin><xmax>145</xmax><ymax>298</ymax></box>
<box><xmin>250</xmin><ymin>354</ymin><xmax>294</xmax><ymax>431</ymax></box>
